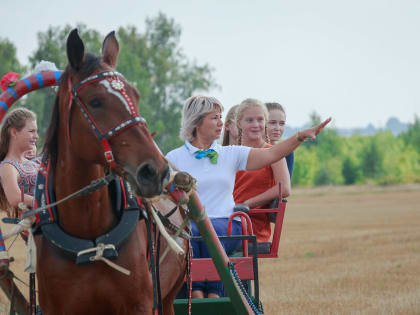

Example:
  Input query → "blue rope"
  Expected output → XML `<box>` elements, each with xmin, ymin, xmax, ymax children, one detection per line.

<box><xmin>228</xmin><ymin>262</ymin><xmax>263</xmax><ymax>315</ymax></box>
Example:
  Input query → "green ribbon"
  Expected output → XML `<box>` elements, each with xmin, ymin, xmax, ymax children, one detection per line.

<box><xmin>194</xmin><ymin>149</ymin><xmax>218</xmax><ymax>164</ymax></box>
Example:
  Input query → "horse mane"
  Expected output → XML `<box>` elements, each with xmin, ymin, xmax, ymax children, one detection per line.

<box><xmin>42</xmin><ymin>53</ymin><xmax>103</xmax><ymax>171</ymax></box>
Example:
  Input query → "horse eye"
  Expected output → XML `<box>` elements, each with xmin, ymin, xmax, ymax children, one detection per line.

<box><xmin>89</xmin><ymin>99</ymin><xmax>103</xmax><ymax>108</ymax></box>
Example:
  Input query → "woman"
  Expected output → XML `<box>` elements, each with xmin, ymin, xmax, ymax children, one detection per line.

<box><xmin>166</xmin><ymin>96</ymin><xmax>330</xmax><ymax>298</ymax></box>
<box><xmin>266</xmin><ymin>102</ymin><xmax>294</xmax><ymax>178</ymax></box>
<box><xmin>0</xmin><ymin>108</ymin><xmax>39</xmax><ymax>269</ymax></box>
<box><xmin>233</xmin><ymin>99</ymin><xmax>290</xmax><ymax>243</ymax></box>
<box><xmin>221</xmin><ymin>104</ymin><xmax>239</xmax><ymax>146</ymax></box>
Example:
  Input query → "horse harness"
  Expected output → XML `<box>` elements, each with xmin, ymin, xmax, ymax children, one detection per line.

<box><xmin>67</xmin><ymin>71</ymin><xmax>147</xmax><ymax>169</ymax></box>
<box><xmin>33</xmin><ymin>160</ymin><xmax>145</xmax><ymax>265</ymax></box>
<box><xmin>31</xmin><ymin>160</ymin><xmax>192</xmax><ymax>315</ymax></box>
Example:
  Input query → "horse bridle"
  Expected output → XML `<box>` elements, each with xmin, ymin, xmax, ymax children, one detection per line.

<box><xmin>67</xmin><ymin>71</ymin><xmax>147</xmax><ymax>168</ymax></box>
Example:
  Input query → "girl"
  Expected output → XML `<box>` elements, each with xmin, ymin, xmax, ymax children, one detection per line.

<box><xmin>233</xmin><ymin>99</ymin><xmax>291</xmax><ymax>243</ymax></box>
<box><xmin>266</xmin><ymin>102</ymin><xmax>294</xmax><ymax>178</ymax></box>
<box><xmin>221</xmin><ymin>105</ymin><xmax>239</xmax><ymax>146</ymax></box>
<box><xmin>0</xmin><ymin>108</ymin><xmax>39</xmax><ymax>268</ymax></box>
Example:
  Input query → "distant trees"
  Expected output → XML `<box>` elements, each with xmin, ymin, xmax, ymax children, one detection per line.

<box><xmin>292</xmin><ymin>113</ymin><xmax>420</xmax><ymax>186</ymax></box>
<box><xmin>400</xmin><ymin>116</ymin><xmax>420</xmax><ymax>154</ymax></box>
<box><xmin>0</xmin><ymin>38</ymin><xmax>25</xmax><ymax>77</ymax></box>
<box><xmin>2</xmin><ymin>13</ymin><xmax>216</xmax><ymax>153</ymax></box>
<box><xmin>1</xmin><ymin>15</ymin><xmax>420</xmax><ymax>187</ymax></box>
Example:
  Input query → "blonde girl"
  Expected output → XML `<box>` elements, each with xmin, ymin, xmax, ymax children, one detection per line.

<box><xmin>233</xmin><ymin>98</ymin><xmax>291</xmax><ymax>242</ymax></box>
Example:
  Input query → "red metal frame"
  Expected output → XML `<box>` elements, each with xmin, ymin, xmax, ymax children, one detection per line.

<box><xmin>191</xmin><ymin>257</ymin><xmax>255</xmax><ymax>282</ymax></box>
<box><xmin>227</xmin><ymin>211</ymin><xmax>253</xmax><ymax>257</ymax></box>
<box><xmin>248</xmin><ymin>196</ymin><xmax>286</xmax><ymax>258</ymax></box>
<box><xmin>190</xmin><ymin>183</ymin><xmax>287</xmax><ymax>282</ymax></box>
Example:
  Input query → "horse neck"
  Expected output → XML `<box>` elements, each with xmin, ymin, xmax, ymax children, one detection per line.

<box><xmin>54</xmin><ymin>148</ymin><xmax>116</xmax><ymax>239</ymax></box>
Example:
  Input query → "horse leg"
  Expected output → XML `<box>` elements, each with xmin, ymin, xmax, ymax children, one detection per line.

<box><xmin>161</xmin><ymin>251</ymin><xmax>189</xmax><ymax>315</ymax></box>
<box><xmin>162</xmin><ymin>289</ymin><xmax>178</xmax><ymax>315</ymax></box>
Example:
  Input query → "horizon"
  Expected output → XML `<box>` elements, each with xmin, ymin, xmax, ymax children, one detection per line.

<box><xmin>1</xmin><ymin>1</ymin><xmax>419</xmax><ymax>129</ymax></box>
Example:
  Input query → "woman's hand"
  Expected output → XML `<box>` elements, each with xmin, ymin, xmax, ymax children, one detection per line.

<box><xmin>297</xmin><ymin>117</ymin><xmax>332</xmax><ymax>141</ymax></box>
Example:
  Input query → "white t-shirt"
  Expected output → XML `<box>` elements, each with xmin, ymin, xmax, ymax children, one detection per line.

<box><xmin>166</xmin><ymin>141</ymin><xmax>251</xmax><ymax>219</ymax></box>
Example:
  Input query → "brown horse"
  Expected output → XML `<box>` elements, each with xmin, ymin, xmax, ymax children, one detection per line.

<box><xmin>34</xmin><ymin>29</ymin><xmax>187</xmax><ymax>314</ymax></box>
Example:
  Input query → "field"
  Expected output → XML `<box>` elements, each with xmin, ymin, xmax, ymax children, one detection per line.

<box><xmin>260</xmin><ymin>184</ymin><xmax>420</xmax><ymax>314</ymax></box>
<box><xmin>0</xmin><ymin>184</ymin><xmax>419</xmax><ymax>314</ymax></box>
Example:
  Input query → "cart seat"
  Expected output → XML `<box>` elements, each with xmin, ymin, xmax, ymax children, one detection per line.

<box><xmin>247</xmin><ymin>242</ymin><xmax>272</xmax><ymax>255</ymax></box>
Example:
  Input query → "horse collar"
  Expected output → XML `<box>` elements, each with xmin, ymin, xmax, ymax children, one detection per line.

<box><xmin>33</xmin><ymin>160</ymin><xmax>145</xmax><ymax>265</ymax></box>
<box><xmin>66</xmin><ymin>71</ymin><xmax>147</xmax><ymax>168</ymax></box>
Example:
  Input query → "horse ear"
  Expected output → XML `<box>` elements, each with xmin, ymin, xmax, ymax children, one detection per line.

<box><xmin>102</xmin><ymin>31</ymin><xmax>119</xmax><ymax>69</ymax></box>
<box><xmin>66</xmin><ymin>29</ymin><xmax>85</xmax><ymax>71</ymax></box>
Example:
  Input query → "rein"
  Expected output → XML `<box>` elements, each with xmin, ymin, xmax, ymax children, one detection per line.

<box><xmin>67</xmin><ymin>71</ymin><xmax>147</xmax><ymax>168</ymax></box>
<box><xmin>21</xmin><ymin>173</ymin><xmax>118</xmax><ymax>219</ymax></box>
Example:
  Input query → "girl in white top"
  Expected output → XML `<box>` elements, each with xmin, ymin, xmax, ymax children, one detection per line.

<box><xmin>166</xmin><ymin>96</ymin><xmax>330</xmax><ymax>298</ymax></box>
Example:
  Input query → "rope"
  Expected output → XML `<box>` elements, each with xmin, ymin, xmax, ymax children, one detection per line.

<box><xmin>145</xmin><ymin>215</ymin><xmax>160</xmax><ymax>315</ymax></box>
<box><xmin>187</xmin><ymin>244</ymin><xmax>192</xmax><ymax>315</ymax></box>
<box><xmin>144</xmin><ymin>202</ymin><xmax>185</xmax><ymax>257</ymax></box>
<box><xmin>21</xmin><ymin>173</ymin><xmax>118</xmax><ymax>219</ymax></box>
<box><xmin>156</xmin><ymin>233</ymin><xmax>163</xmax><ymax>315</ymax></box>
<box><xmin>159</xmin><ymin>214</ymin><xmax>190</xmax><ymax>264</ymax></box>
<box><xmin>3</xmin><ymin>217</ymin><xmax>34</xmax><ymax>240</ymax></box>
<box><xmin>11</xmin><ymin>273</ymin><xmax>31</xmax><ymax>288</ymax></box>
<box><xmin>157</xmin><ymin>210</ymin><xmax>190</xmax><ymax>240</ymax></box>
<box><xmin>77</xmin><ymin>243</ymin><xmax>131</xmax><ymax>276</ymax></box>
<box><xmin>229</xmin><ymin>262</ymin><xmax>263</xmax><ymax>315</ymax></box>
<box><xmin>9</xmin><ymin>275</ymin><xmax>15</xmax><ymax>315</ymax></box>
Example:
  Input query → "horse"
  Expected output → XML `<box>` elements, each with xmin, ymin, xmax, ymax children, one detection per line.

<box><xmin>34</xmin><ymin>29</ymin><xmax>188</xmax><ymax>315</ymax></box>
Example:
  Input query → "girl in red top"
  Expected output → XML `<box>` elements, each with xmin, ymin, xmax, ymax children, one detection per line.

<box><xmin>233</xmin><ymin>98</ymin><xmax>291</xmax><ymax>242</ymax></box>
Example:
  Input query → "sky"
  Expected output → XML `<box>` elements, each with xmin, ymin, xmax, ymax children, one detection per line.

<box><xmin>1</xmin><ymin>0</ymin><xmax>419</xmax><ymax>128</ymax></box>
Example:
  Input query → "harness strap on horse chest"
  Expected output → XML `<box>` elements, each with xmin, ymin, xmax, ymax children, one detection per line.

<box><xmin>33</xmin><ymin>161</ymin><xmax>144</xmax><ymax>268</ymax></box>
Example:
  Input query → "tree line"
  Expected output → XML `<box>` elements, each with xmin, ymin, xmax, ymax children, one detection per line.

<box><xmin>293</xmin><ymin>113</ymin><xmax>420</xmax><ymax>186</ymax></box>
<box><xmin>1</xmin><ymin>13</ymin><xmax>419</xmax><ymax>187</ymax></box>
<box><xmin>0</xmin><ymin>13</ymin><xmax>216</xmax><ymax>154</ymax></box>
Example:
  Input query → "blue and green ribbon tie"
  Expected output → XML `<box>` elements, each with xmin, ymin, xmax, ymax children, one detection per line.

<box><xmin>194</xmin><ymin>149</ymin><xmax>218</xmax><ymax>164</ymax></box>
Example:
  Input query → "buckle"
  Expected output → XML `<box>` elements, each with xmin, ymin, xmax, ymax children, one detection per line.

<box><xmin>104</xmin><ymin>150</ymin><xmax>114</xmax><ymax>164</ymax></box>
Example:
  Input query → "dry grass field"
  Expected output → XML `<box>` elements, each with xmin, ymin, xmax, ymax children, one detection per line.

<box><xmin>0</xmin><ymin>184</ymin><xmax>419</xmax><ymax>314</ymax></box>
<box><xmin>260</xmin><ymin>184</ymin><xmax>420</xmax><ymax>315</ymax></box>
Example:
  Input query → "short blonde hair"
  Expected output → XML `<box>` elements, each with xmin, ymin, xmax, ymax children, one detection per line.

<box><xmin>180</xmin><ymin>96</ymin><xmax>224</xmax><ymax>141</ymax></box>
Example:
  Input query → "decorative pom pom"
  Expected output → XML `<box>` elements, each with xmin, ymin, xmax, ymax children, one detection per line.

<box><xmin>0</xmin><ymin>72</ymin><xmax>20</xmax><ymax>92</ymax></box>
<box><xmin>34</xmin><ymin>60</ymin><xmax>58</xmax><ymax>73</ymax></box>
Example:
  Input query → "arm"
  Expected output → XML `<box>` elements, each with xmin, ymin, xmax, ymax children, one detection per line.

<box><xmin>0</xmin><ymin>164</ymin><xmax>34</xmax><ymax>208</ymax></box>
<box><xmin>243</xmin><ymin>158</ymin><xmax>291</xmax><ymax>208</ymax></box>
<box><xmin>246</xmin><ymin>117</ymin><xmax>331</xmax><ymax>170</ymax></box>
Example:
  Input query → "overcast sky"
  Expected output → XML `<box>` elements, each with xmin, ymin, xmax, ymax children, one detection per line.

<box><xmin>1</xmin><ymin>0</ymin><xmax>419</xmax><ymax>128</ymax></box>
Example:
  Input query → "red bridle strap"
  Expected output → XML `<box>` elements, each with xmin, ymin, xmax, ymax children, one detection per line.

<box><xmin>102</xmin><ymin>138</ymin><xmax>116</xmax><ymax>168</ymax></box>
<box><xmin>66</xmin><ymin>75</ymin><xmax>74</xmax><ymax>145</ymax></box>
<box><xmin>67</xmin><ymin>71</ymin><xmax>147</xmax><ymax>169</ymax></box>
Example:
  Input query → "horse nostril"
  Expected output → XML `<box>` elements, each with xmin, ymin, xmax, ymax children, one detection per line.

<box><xmin>137</xmin><ymin>163</ymin><xmax>157</xmax><ymax>185</ymax></box>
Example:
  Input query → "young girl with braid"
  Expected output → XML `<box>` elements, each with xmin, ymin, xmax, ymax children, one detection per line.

<box><xmin>0</xmin><ymin>108</ymin><xmax>39</xmax><ymax>269</ymax></box>
<box><xmin>233</xmin><ymin>98</ymin><xmax>291</xmax><ymax>243</ymax></box>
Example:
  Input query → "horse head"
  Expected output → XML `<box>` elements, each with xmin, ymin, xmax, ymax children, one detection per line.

<box><xmin>60</xmin><ymin>29</ymin><xmax>169</xmax><ymax>197</ymax></box>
